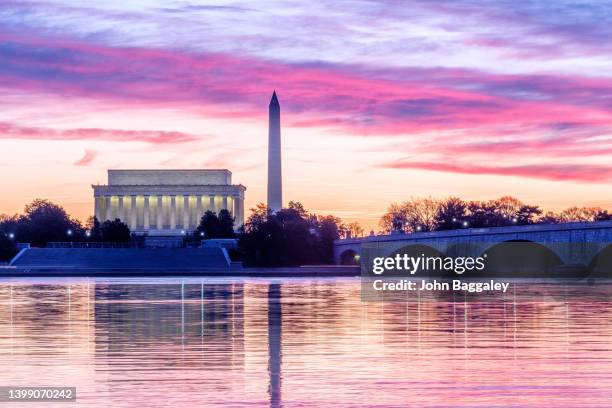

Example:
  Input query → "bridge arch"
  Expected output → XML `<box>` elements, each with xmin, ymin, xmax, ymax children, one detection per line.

<box><xmin>389</xmin><ymin>243</ymin><xmax>446</xmax><ymax>277</ymax></box>
<box><xmin>478</xmin><ymin>239</ymin><xmax>564</xmax><ymax>277</ymax></box>
<box><xmin>339</xmin><ymin>249</ymin><xmax>360</xmax><ymax>265</ymax></box>
<box><xmin>588</xmin><ymin>244</ymin><xmax>612</xmax><ymax>278</ymax></box>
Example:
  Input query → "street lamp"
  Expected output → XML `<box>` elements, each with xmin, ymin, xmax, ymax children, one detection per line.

<box><xmin>8</xmin><ymin>233</ymin><xmax>15</xmax><ymax>239</ymax></box>
<box><xmin>462</xmin><ymin>221</ymin><xmax>469</xmax><ymax>227</ymax></box>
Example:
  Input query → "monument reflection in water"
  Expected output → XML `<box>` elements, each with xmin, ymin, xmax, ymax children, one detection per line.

<box><xmin>1</xmin><ymin>278</ymin><xmax>612</xmax><ymax>407</ymax></box>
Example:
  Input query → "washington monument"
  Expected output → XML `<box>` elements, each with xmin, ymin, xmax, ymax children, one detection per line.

<box><xmin>267</xmin><ymin>91</ymin><xmax>282</xmax><ymax>213</ymax></box>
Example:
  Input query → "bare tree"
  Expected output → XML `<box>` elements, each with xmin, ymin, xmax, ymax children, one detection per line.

<box><xmin>345</xmin><ymin>221</ymin><xmax>364</xmax><ymax>238</ymax></box>
<box><xmin>379</xmin><ymin>202</ymin><xmax>406</xmax><ymax>234</ymax></box>
<box><xmin>558</xmin><ymin>206</ymin><xmax>603</xmax><ymax>222</ymax></box>
<box><xmin>379</xmin><ymin>197</ymin><xmax>440</xmax><ymax>233</ymax></box>
<box><xmin>401</xmin><ymin>197</ymin><xmax>440</xmax><ymax>232</ymax></box>
<box><xmin>492</xmin><ymin>196</ymin><xmax>524</xmax><ymax>220</ymax></box>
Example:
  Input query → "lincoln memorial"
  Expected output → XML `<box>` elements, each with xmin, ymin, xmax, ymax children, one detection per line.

<box><xmin>92</xmin><ymin>169</ymin><xmax>246</xmax><ymax>235</ymax></box>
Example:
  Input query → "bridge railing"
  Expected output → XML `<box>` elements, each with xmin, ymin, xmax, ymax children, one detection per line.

<box><xmin>46</xmin><ymin>242</ymin><xmax>145</xmax><ymax>249</ymax></box>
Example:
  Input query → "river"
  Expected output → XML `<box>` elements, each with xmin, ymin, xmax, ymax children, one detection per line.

<box><xmin>1</xmin><ymin>277</ymin><xmax>611</xmax><ymax>407</ymax></box>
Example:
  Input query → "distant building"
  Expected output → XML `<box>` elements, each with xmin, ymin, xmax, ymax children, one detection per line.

<box><xmin>92</xmin><ymin>169</ymin><xmax>246</xmax><ymax>235</ymax></box>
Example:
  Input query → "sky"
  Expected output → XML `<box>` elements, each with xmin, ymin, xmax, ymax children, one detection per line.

<box><xmin>1</xmin><ymin>0</ymin><xmax>612</xmax><ymax>231</ymax></box>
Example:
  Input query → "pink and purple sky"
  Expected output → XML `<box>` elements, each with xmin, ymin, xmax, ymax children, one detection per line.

<box><xmin>1</xmin><ymin>0</ymin><xmax>612</xmax><ymax>230</ymax></box>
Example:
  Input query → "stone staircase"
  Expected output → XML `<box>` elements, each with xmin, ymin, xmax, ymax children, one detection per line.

<box><xmin>9</xmin><ymin>247</ymin><xmax>230</xmax><ymax>270</ymax></box>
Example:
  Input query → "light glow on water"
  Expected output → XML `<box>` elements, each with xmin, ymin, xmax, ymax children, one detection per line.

<box><xmin>0</xmin><ymin>278</ymin><xmax>611</xmax><ymax>407</ymax></box>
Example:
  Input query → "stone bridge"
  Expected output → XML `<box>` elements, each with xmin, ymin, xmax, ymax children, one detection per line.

<box><xmin>334</xmin><ymin>221</ymin><xmax>612</xmax><ymax>269</ymax></box>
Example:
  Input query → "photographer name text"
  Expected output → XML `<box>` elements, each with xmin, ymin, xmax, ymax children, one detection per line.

<box><xmin>372</xmin><ymin>279</ymin><xmax>510</xmax><ymax>293</ymax></box>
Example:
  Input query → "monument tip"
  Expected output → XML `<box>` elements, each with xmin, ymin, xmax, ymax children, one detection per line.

<box><xmin>270</xmin><ymin>90</ymin><xmax>279</xmax><ymax>105</ymax></box>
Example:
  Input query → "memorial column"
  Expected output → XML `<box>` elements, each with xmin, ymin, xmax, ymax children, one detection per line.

<box><xmin>130</xmin><ymin>196</ymin><xmax>137</xmax><ymax>230</ymax></box>
<box><xmin>170</xmin><ymin>196</ymin><xmax>177</xmax><ymax>230</ymax></box>
<box><xmin>209</xmin><ymin>195</ymin><xmax>215</xmax><ymax>213</ymax></box>
<box><xmin>235</xmin><ymin>197</ymin><xmax>244</xmax><ymax>228</ymax></box>
<box><xmin>117</xmin><ymin>196</ymin><xmax>124</xmax><ymax>223</ymax></box>
<box><xmin>94</xmin><ymin>196</ymin><xmax>102</xmax><ymax>221</ymax></box>
<box><xmin>183</xmin><ymin>196</ymin><xmax>190</xmax><ymax>230</ymax></box>
<box><xmin>104</xmin><ymin>196</ymin><xmax>112</xmax><ymax>221</ymax></box>
<box><xmin>143</xmin><ymin>195</ymin><xmax>150</xmax><ymax>230</ymax></box>
<box><xmin>157</xmin><ymin>196</ymin><xmax>163</xmax><ymax>229</ymax></box>
<box><xmin>196</xmin><ymin>195</ymin><xmax>203</xmax><ymax>222</ymax></box>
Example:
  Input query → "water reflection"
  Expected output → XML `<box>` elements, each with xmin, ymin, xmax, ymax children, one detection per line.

<box><xmin>0</xmin><ymin>278</ymin><xmax>611</xmax><ymax>407</ymax></box>
<box><xmin>268</xmin><ymin>284</ymin><xmax>282</xmax><ymax>407</ymax></box>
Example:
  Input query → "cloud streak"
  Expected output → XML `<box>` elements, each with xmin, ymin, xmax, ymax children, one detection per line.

<box><xmin>2</xmin><ymin>29</ymin><xmax>612</xmax><ymax>135</ymax></box>
<box><xmin>0</xmin><ymin>121</ymin><xmax>201</xmax><ymax>144</ymax></box>
<box><xmin>1</xmin><ymin>4</ymin><xmax>612</xmax><ymax>186</ymax></box>
<box><xmin>381</xmin><ymin>160</ymin><xmax>612</xmax><ymax>183</ymax></box>
<box><xmin>74</xmin><ymin>149</ymin><xmax>97</xmax><ymax>166</ymax></box>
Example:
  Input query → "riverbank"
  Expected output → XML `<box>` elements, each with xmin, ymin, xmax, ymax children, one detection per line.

<box><xmin>0</xmin><ymin>265</ymin><xmax>361</xmax><ymax>278</ymax></box>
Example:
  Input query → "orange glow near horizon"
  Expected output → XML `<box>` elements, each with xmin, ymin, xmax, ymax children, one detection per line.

<box><xmin>1</xmin><ymin>101</ymin><xmax>610</xmax><ymax>233</ymax></box>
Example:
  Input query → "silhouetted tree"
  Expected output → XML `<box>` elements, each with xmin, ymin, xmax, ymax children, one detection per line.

<box><xmin>435</xmin><ymin>197</ymin><xmax>468</xmax><ymax>230</ymax></box>
<box><xmin>286</xmin><ymin>201</ymin><xmax>307</xmax><ymax>218</ymax></box>
<box><xmin>98</xmin><ymin>218</ymin><xmax>131</xmax><ymax>242</ymax></box>
<box><xmin>379</xmin><ymin>203</ymin><xmax>407</xmax><ymax>234</ymax></box>
<box><xmin>87</xmin><ymin>216</ymin><xmax>102</xmax><ymax>241</ymax></box>
<box><xmin>0</xmin><ymin>214</ymin><xmax>19</xmax><ymax>236</ymax></box>
<box><xmin>315</xmin><ymin>215</ymin><xmax>343</xmax><ymax>263</ymax></box>
<box><xmin>276</xmin><ymin>203</ymin><xmax>318</xmax><ymax>265</ymax></box>
<box><xmin>0</xmin><ymin>233</ymin><xmax>17</xmax><ymax>261</ymax></box>
<box><xmin>14</xmin><ymin>199</ymin><xmax>84</xmax><ymax>246</ymax></box>
<box><xmin>539</xmin><ymin>211</ymin><xmax>560</xmax><ymax>224</ymax></box>
<box><xmin>239</xmin><ymin>206</ymin><xmax>288</xmax><ymax>266</ymax></box>
<box><xmin>196</xmin><ymin>211</ymin><xmax>219</xmax><ymax>239</ymax></box>
<box><xmin>404</xmin><ymin>197</ymin><xmax>439</xmax><ymax>231</ymax></box>
<box><xmin>195</xmin><ymin>210</ymin><xmax>235</xmax><ymax>239</ymax></box>
<box><xmin>239</xmin><ymin>202</ymin><xmax>342</xmax><ymax>266</ymax></box>
<box><xmin>559</xmin><ymin>206</ymin><xmax>602</xmax><ymax>222</ymax></box>
<box><xmin>380</xmin><ymin>197</ymin><xmax>440</xmax><ymax>233</ymax></box>
<box><xmin>243</xmin><ymin>203</ymin><xmax>268</xmax><ymax>233</ymax></box>
<box><xmin>465</xmin><ymin>201</ymin><xmax>503</xmax><ymax>228</ymax></box>
<box><xmin>382</xmin><ymin>196</ymin><xmax>610</xmax><ymax>232</ymax></box>
<box><xmin>344</xmin><ymin>221</ymin><xmax>364</xmax><ymax>238</ymax></box>
<box><xmin>537</xmin><ymin>207</ymin><xmax>609</xmax><ymax>224</ymax></box>
<box><xmin>217</xmin><ymin>209</ymin><xmax>236</xmax><ymax>238</ymax></box>
<box><xmin>493</xmin><ymin>196</ymin><xmax>524</xmax><ymax>220</ymax></box>
<box><xmin>466</xmin><ymin>198</ymin><xmax>534</xmax><ymax>228</ymax></box>
<box><xmin>516</xmin><ymin>205</ymin><xmax>542</xmax><ymax>225</ymax></box>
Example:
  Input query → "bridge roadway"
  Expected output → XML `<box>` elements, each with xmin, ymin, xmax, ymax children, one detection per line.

<box><xmin>334</xmin><ymin>220</ymin><xmax>612</xmax><ymax>268</ymax></box>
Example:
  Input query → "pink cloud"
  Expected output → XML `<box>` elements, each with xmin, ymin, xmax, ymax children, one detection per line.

<box><xmin>3</xmin><ymin>28</ymin><xmax>612</xmax><ymax>138</ymax></box>
<box><xmin>407</xmin><ymin>125</ymin><xmax>612</xmax><ymax>159</ymax></box>
<box><xmin>381</xmin><ymin>160</ymin><xmax>612</xmax><ymax>183</ymax></box>
<box><xmin>2</xmin><ymin>28</ymin><xmax>612</xmax><ymax>185</ymax></box>
<box><xmin>74</xmin><ymin>149</ymin><xmax>97</xmax><ymax>166</ymax></box>
<box><xmin>0</xmin><ymin>121</ymin><xmax>201</xmax><ymax>144</ymax></box>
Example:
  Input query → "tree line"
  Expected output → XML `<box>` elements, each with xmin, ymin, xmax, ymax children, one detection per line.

<box><xmin>0</xmin><ymin>199</ymin><xmax>134</xmax><ymax>260</ymax></box>
<box><xmin>379</xmin><ymin>196</ymin><xmax>612</xmax><ymax>233</ymax></box>
<box><xmin>0</xmin><ymin>198</ymin><xmax>354</xmax><ymax>266</ymax></box>
<box><xmin>3</xmin><ymin>196</ymin><xmax>610</xmax><ymax>264</ymax></box>
<box><xmin>238</xmin><ymin>201</ymin><xmax>345</xmax><ymax>266</ymax></box>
